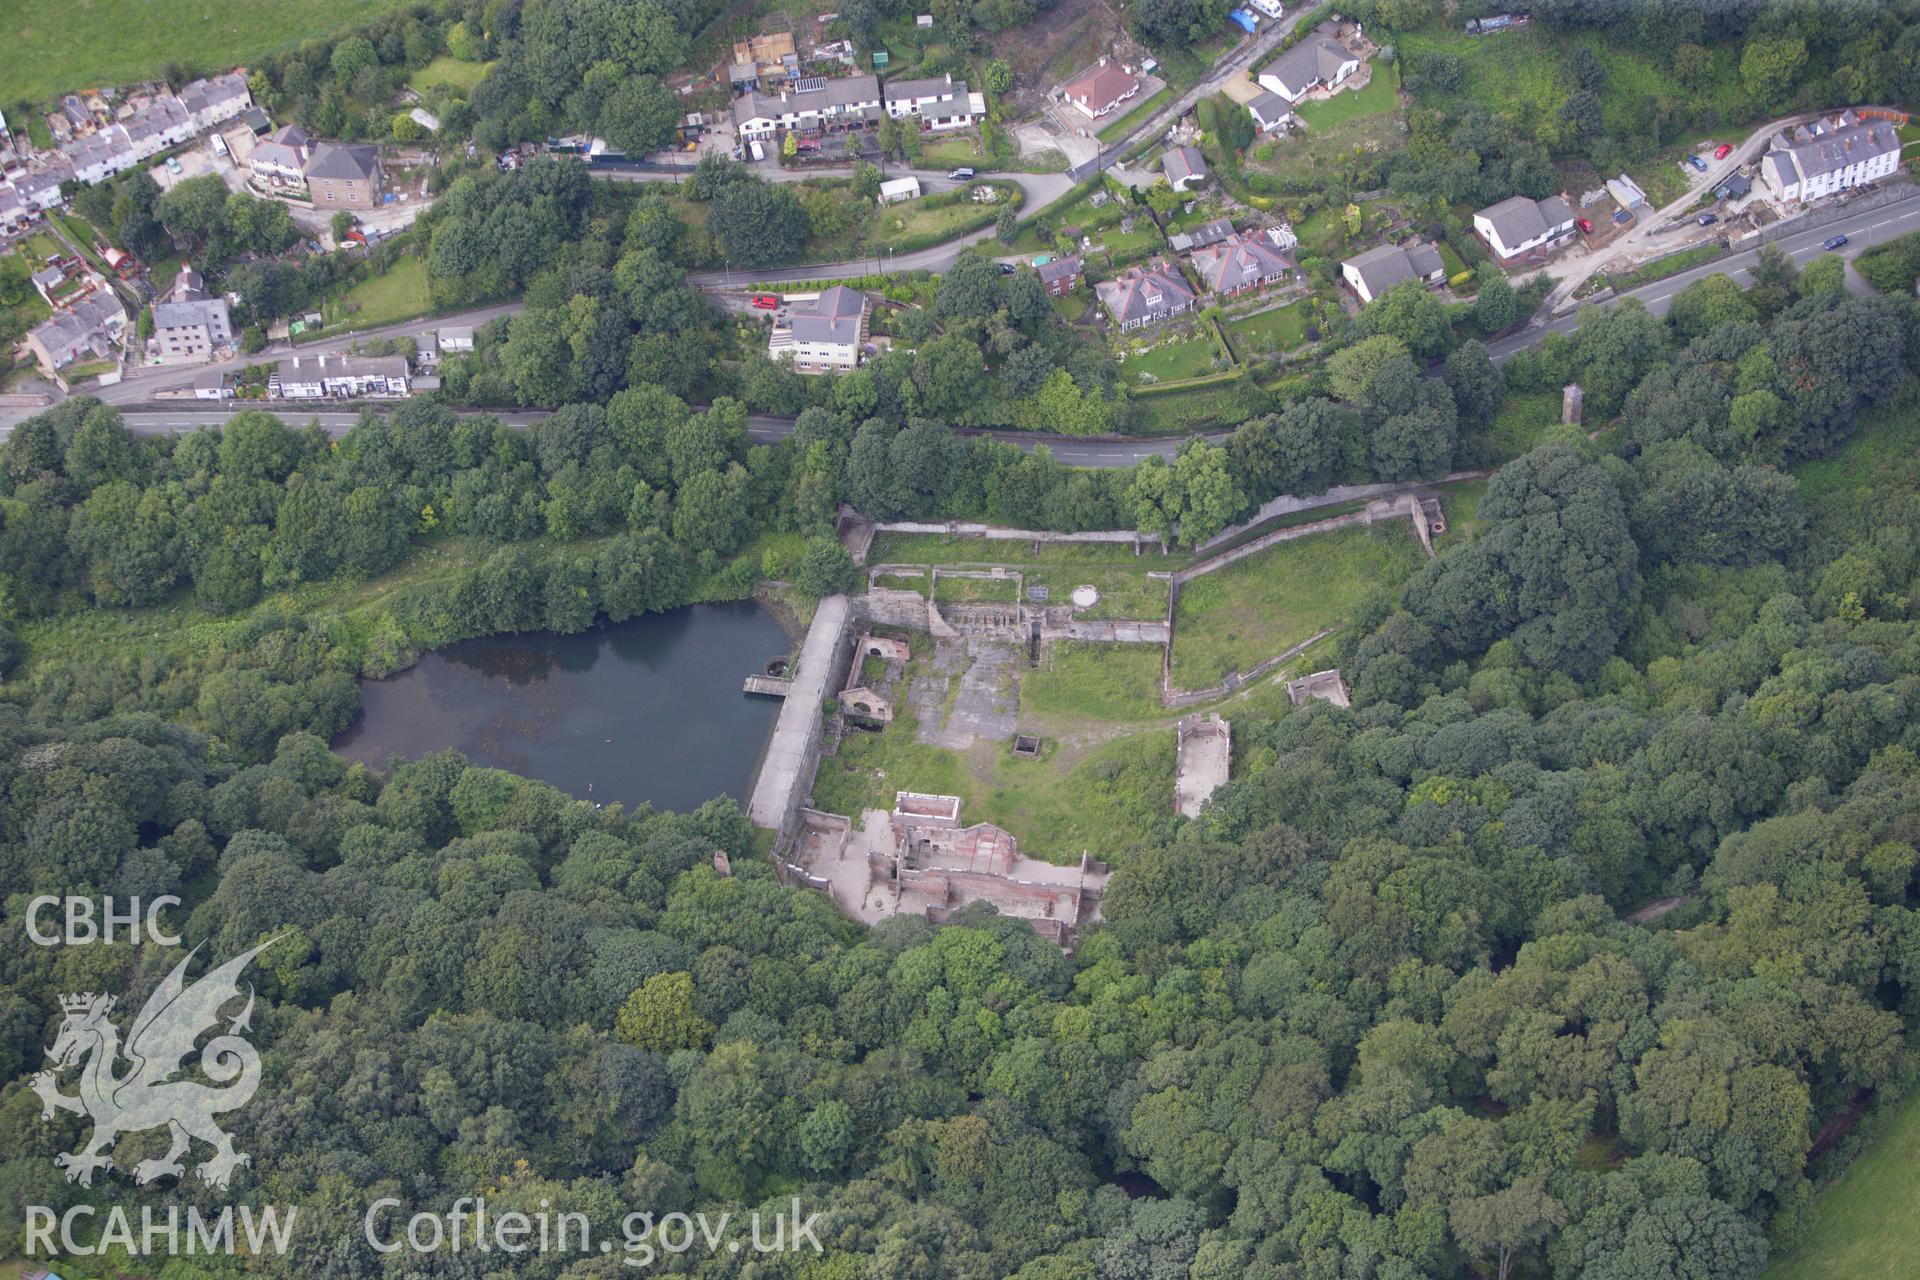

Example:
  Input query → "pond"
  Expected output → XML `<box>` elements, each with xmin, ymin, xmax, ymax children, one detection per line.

<box><xmin>332</xmin><ymin>601</ymin><xmax>791</xmax><ymax>814</ymax></box>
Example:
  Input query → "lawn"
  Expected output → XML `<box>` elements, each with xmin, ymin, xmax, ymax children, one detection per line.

<box><xmin>932</xmin><ymin>572</ymin><xmax>1021</xmax><ymax>605</ymax></box>
<box><xmin>1119</xmin><ymin>332</ymin><xmax>1227</xmax><ymax>385</ymax></box>
<box><xmin>1764</xmin><ymin>1089</ymin><xmax>1920</xmax><ymax>1280</ymax></box>
<box><xmin>811</xmin><ymin>711</ymin><xmax>1176</xmax><ymax>863</ymax></box>
<box><xmin>869</xmin><ymin>181</ymin><xmax>1022</xmax><ymax>254</ymax></box>
<box><xmin>1226</xmin><ymin>300</ymin><xmax>1311</xmax><ymax>357</ymax></box>
<box><xmin>1097</xmin><ymin>88</ymin><xmax>1175</xmax><ymax>144</ymax></box>
<box><xmin>1171</xmin><ymin>525</ymin><xmax>1426</xmax><ymax>686</ymax></box>
<box><xmin>1433</xmin><ymin>478</ymin><xmax>1489</xmax><ymax>547</ymax></box>
<box><xmin>1019</xmin><ymin>567</ymin><xmax>1170</xmax><ymax>621</ymax></box>
<box><xmin>1024</xmin><ymin>641</ymin><xmax>1167</xmax><ymax>722</ymax></box>
<box><xmin>1293</xmin><ymin>63</ymin><xmax>1401</xmax><ymax>130</ymax></box>
<box><xmin>2</xmin><ymin>0</ymin><xmax>410</xmax><ymax>104</ymax></box>
<box><xmin>409</xmin><ymin>56</ymin><xmax>494</xmax><ymax>97</ymax></box>
<box><xmin>1256</xmin><ymin>61</ymin><xmax>1405</xmax><ymax>186</ymax></box>
<box><xmin>322</xmin><ymin>252</ymin><xmax>433</xmax><ymax>330</ymax></box>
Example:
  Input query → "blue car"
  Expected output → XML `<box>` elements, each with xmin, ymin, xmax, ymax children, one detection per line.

<box><xmin>1823</xmin><ymin>234</ymin><xmax>1849</xmax><ymax>250</ymax></box>
<box><xmin>1688</xmin><ymin>155</ymin><xmax>1708</xmax><ymax>172</ymax></box>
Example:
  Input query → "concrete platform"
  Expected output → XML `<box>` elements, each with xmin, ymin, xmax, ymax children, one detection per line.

<box><xmin>748</xmin><ymin>594</ymin><xmax>849</xmax><ymax>828</ymax></box>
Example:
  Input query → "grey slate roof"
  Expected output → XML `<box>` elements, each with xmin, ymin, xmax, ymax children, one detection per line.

<box><xmin>1189</xmin><ymin>232</ymin><xmax>1294</xmax><ymax>293</ymax></box>
<box><xmin>124</xmin><ymin>96</ymin><xmax>189</xmax><ymax>146</ymax></box>
<box><xmin>789</xmin><ymin>285</ymin><xmax>867</xmax><ymax>345</ymax></box>
<box><xmin>30</xmin><ymin>291</ymin><xmax>124</xmax><ymax>367</ymax></box>
<box><xmin>1343</xmin><ymin>243</ymin><xmax>1412</xmax><ymax>295</ymax></box>
<box><xmin>1477</xmin><ymin>194</ymin><xmax>1574</xmax><ymax>251</ymax></box>
<box><xmin>1036</xmin><ymin>256</ymin><xmax>1081</xmax><ymax>287</ymax></box>
<box><xmin>1260</xmin><ymin>37</ymin><xmax>1353</xmax><ymax>95</ymax></box>
<box><xmin>1096</xmin><ymin>261</ymin><xmax>1195</xmax><ymax>326</ymax></box>
<box><xmin>1163</xmin><ymin>145</ymin><xmax>1207</xmax><ymax>185</ymax></box>
<box><xmin>1169</xmin><ymin>216</ymin><xmax>1235</xmax><ymax>254</ymax></box>
<box><xmin>154</xmin><ymin>298</ymin><xmax>227</xmax><ymax>331</ymax></box>
<box><xmin>1406</xmin><ymin>243</ymin><xmax>1444</xmax><ymax>278</ymax></box>
<box><xmin>178</xmin><ymin>73</ymin><xmax>249</xmax><ymax>119</ymax></box>
<box><xmin>886</xmin><ymin>75</ymin><xmax>967</xmax><ymax>103</ymax></box>
<box><xmin>1247</xmin><ymin>90</ymin><xmax>1293</xmax><ymax>129</ymax></box>
<box><xmin>304</xmin><ymin>142</ymin><xmax>380</xmax><ymax>182</ymax></box>
<box><xmin>1770</xmin><ymin>115</ymin><xmax>1899</xmax><ymax>183</ymax></box>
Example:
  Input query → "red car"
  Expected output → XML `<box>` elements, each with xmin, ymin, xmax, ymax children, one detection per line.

<box><xmin>1714</xmin><ymin>143</ymin><xmax>1733</xmax><ymax>159</ymax></box>
<box><xmin>1577</xmin><ymin>217</ymin><xmax>1594</xmax><ymax>234</ymax></box>
<box><xmin>750</xmin><ymin>294</ymin><xmax>780</xmax><ymax>310</ymax></box>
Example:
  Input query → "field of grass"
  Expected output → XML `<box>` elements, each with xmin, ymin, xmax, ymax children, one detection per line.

<box><xmin>1119</xmin><ymin>332</ymin><xmax>1226</xmax><ymax>385</ymax></box>
<box><xmin>869</xmin><ymin>181</ymin><xmax>1020</xmax><ymax>253</ymax></box>
<box><xmin>812</xmin><ymin>710</ymin><xmax>1175</xmax><ymax>863</ymax></box>
<box><xmin>1257</xmin><ymin>61</ymin><xmax>1405</xmax><ymax>185</ymax></box>
<box><xmin>323</xmin><ymin>253</ymin><xmax>433</xmax><ymax>329</ymax></box>
<box><xmin>1226</xmin><ymin>300</ymin><xmax>1311</xmax><ymax>357</ymax></box>
<box><xmin>1433</xmin><ymin>478</ymin><xmax>1489</xmax><ymax>547</ymax></box>
<box><xmin>1293</xmin><ymin>63</ymin><xmax>1401</xmax><ymax>130</ymax></box>
<box><xmin>409</xmin><ymin>56</ymin><xmax>493</xmax><ymax>96</ymax></box>
<box><xmin>1171</xmin><ymin>525</ymin><xmax>1426</xmax><ymax>686</ymax></box>
<box><xmin>1024</xmin><ymin>641</ymin><xmax>1166</xmax><ymax>722</ymax></box>
<box><xmin>933</xmin><ymin>572</ymin><xmax>1020</xmax><ymax>605</ymax></box>
<box><xmin>1097</xmin><ymin>88</ymin><xmax>1175</xmax><ymax>144</ymax></box>
<box><xmin>3</xmin><ymin>0</ymin><xmax>410</xmax><ymax>104</ymax></box>
<box><xmin>1764</xmin><ymin>1089</ymin><xmax>1920</xmax><ymax>1280</ymax></box>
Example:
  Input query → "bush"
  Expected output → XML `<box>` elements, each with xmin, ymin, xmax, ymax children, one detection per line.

<box><xmin>794</xmin><ymin>536</ymin><xmax>858</xmax><ymax>598</ymax></box>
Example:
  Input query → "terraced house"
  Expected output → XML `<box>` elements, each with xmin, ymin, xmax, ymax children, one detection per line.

<box><xmin>1760</xmin><ymin>111</ymin><xmax>1901</xmax><ymax>204</ymax></box>
<box><xmin>731</xmin><ymin>74</ymin><xmax>883</xmax><ymax>142</ymax></box>
<box><xmin>882</xmin><ymin>73</ymin><xmax>983</xmax><ymax>131</ymax></box>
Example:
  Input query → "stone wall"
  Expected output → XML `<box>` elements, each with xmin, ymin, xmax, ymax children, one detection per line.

<box><xmin>750</xmin><ymin>595</ymin><xmax>856</xmax><ymax>838</ymax></box>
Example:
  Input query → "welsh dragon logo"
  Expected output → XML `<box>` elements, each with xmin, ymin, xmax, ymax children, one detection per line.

<box><xmin>30</xmin><ymin>939</ymin><xmax>279</xmax><ymax>1189</ymax></box>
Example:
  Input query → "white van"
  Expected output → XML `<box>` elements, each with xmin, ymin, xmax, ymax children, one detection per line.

<box><xmin>1252</xmin><ymin>0</ymin><xmax>1283</xmax><ymax>16</ymax></box>
<box><xmin>749</xmin><ymin>139</ymin><xmax>765</xmax><ymax>162</ymax></box>
<box><xmin>210</xmin><ymin>132</ymin><xmax>229</xmax><ymax>157</ymax></box>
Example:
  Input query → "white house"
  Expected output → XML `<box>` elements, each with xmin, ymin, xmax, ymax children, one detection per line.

<box><xmin>12</xmin><ymin>164</ymin><xmax>69</xmax><ymax>211</ymax></box>
<box><xmin>64</xmin><ymin>125</ymin><xmax>137</xmax><ymax>184</ymax></box>
<box><xmin>250</xmin><ymin>124</ymin><xmax>311</xmax><ymax>183</ymax></box>
<box><xmin>1163</xmin><ymin>145</ymin><xmax>1209</xmax><ymax>192</ymax></box>
<box><xmin>438</xmin><ymin>325</ymin><xmax>476</xmax><ymax>352</ymax></box>
<box><xmin>152</xmin><ymin>266</ymin><xmax>232</xmax><ymax>364</ymax></box>
<box><xmin>1257</xmin><ymin>36</ymin><xmax>1360</xmax><ymax>103</ymax></box>
<box><xmin>123</xmin><ymin>96</ymin><xmax>194</xmax><ymax>160</ymax></box>
<box><xmin>1061</xmin><ymin>60</ymin><xmax>1141</xmax><ymax>120</ymax></box>
<box><xmin>1341</xmin><ymin>242</ymin><xmax>1446</xmax><ymax>304</ymax></box>
<box><xmin>1472</xmin><ymin>193</ymin><xmax>1577</xmax><ymax>263</ymax></box>
<box><xmin>271</xmin><ymin>354</ymin><xmax>410</xmax><ymax>399</ymax></box>
<box><xmin>193</xmin><ymin>369</ymin><xmax>233</xmax><ymax>399</ymax></box>
<box><xmin>731</xmin><ymin>74</ymin><xmax>883</xmax><ymax>141</ymax></box>
<box><xmin>178</xmin><ymin>73</ymin><xmax>252</xmax><ymax>130</ymax></box>
<box><xmin>1246</xmin><ymin>90</ymin><xmax>1294</xmax><ymax>134</ymax></box>
<box><xmin>878</xmin><ymin>176</ymin><xmax>922</xmax><ymax>204</ymax></box>
<box><xmin>883</xmin><ymin>73</ymin><xmax>982</xmax><ymax>131</ymax></box>
<box><xmin>1760</xmin><ymin>111</ymin><xmax>1901</xmax><ymax>205</ymax></box>
<box><xmin>769</xmin><ymin>286</ymin><xmax>869</xmax><ymax>373</ymax></box>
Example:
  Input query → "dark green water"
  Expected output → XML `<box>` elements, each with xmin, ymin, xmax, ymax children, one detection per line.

<box><xmin>332</xmin><ymin>602</ymin><xmax>791</xmax><ymax>813</ymax></box>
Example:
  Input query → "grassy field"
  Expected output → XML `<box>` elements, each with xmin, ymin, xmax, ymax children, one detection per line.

<box><xmin>1226</xmin><ymin>300</ymin><xmax>1311</xmax><ymax>357</ymax></box>
<box><xmin>1433</xmin><ymin>478</ymin><xmax>1489</xmax><ymax>548</ymax></box>
<box><xmin>1024</xmin><ymin>641</ymin><xmax>1166</xmax><ymax>722</ymax></box>
<box><xmin>409</xmin><ymin>55</ymin><xmax>493</xmax><ymax>96</ymax></box>
<box><xmin>1258</xmin><ymin>61</ymin><xmax>1404</xmax><ymax>185</ymax></box>
<box><xmin>1293</xmin><ymin>63</ymin><xmax>1401</xmax><ymax>130</ymax></box>
<box><xmin>2</xmin><ymin>0</ymin><xmax>409</xmax><ymax>104</ymax></box>
<box><xmin>1119</xmin><ymin>332</ymin><xmax>1227</xmax><ymax>385</ymax></box>
<box><xmin>870</xmin><ymin>537</ymin><xmax>1175</xmax><ymax>622</ymax></box>
<box><xmin>870</xmin><ymin>182</ymin><xmax>1020</xmax><ymax>253</ymax></box>
<box><xmin>1018</xmin><ymin>567</ymin><xmax>1169</xmax><ymax>621</ymax></box>
<box><xmin>811</xmin><ymin>709</ymin><xmax>1175</xmax><ymax>862</ymax></box>
<box><xmin>1171</xmin><ymin>525</ymin><xmax>1426</xmax><ymax>686</ymax></box>
<box><xmin>323</xmin><ymin>253</ymin><xmax>433</xmax><ymax>329</ymax></box>
<box><xmin>1794</xmin><ymin>395</ymin><xmax>1920</xmax><ymax>506</ymax></box>
<box><xmin>1765</xmin><ymin>1089</ymin><xmax>1920</xmax><ymax>1280</ymax></box>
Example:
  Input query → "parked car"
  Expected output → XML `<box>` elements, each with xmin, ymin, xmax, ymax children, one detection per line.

<box><xmin>1714</xmin><ymin>143</ymin><xmax>1733</xmax><ymax>159</ymax></box>
<box><xmin>948</xmin><ymin>167</ymin><xmax>975</xmax><ymax>180</ymax></box>
<box><xmin>165</xmin><ymin>156</ymin><xmax>182</xmax><ymax>174</ymax></box>
<box><xmin>1823</xmin><ymin>234</ymin><xmax>1850</xmax><ymax>250</ymax></box>
<box><xmin>750</xmin><ymin>294</ymin><xmax>780</xmax><ymax>310</ymax></box>
<box><xmin>1697</xmin><ymin>213</ymin><xmax>1718</xmax><ymax>225</ymax></box>
<box><xmin>1612</xmin><ymin>209</ymin><xmax>1632</xmax><ymax>224</ymax></box>
<box><xmin>999</xmin><ymin>263</ymin><xmax>1016</xmax><ymax>274</ymax></box>
<box><xmin>1688</xmin><ymin>155</ymin><xmax>1708</xmax><ymax>172</ymax></box>
<box><xmin>1577</xmin><ymin>217</ymin><xmax>1594</xmax><ymax>234</ymax></box>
